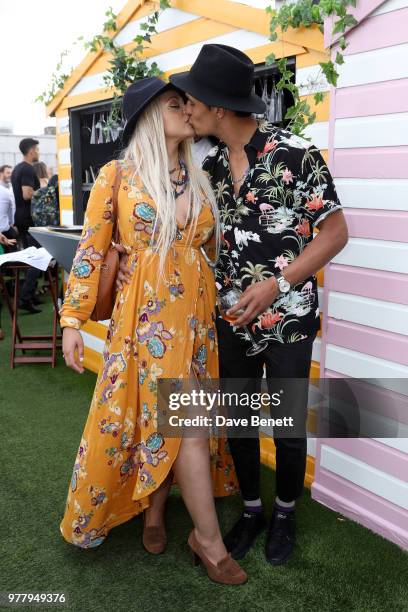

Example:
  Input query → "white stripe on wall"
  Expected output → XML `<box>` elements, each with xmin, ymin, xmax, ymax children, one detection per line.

<box><xmin>114</xmin><ymin>8</ymin><xmax>200</xmax><ymax>46</ymax></box>
<box><xmin>325</xmin><ymin>344</ymin><xmax>408</xmax><ymax>381</ymax></box>
<box><xmin>58</xmin><ymin>148</ymin><xmax>71</xmax><ymax>166</ymax></box>
<box><xmin>303</xmin><ymin>121</ymin><xmax>329</xmax><ymax>150</ymax></box>
<box><xmin>70</xmin><ymin>72</ymin><xmax>108</xmax><ymax>96</ymax></box>
<box><xmin>312</xmin><ymin>336</ymin><xmax>321</xmax><ymax>363</ymax></box>
<box><xmin>334</xmin><ymin>178</ymin><xmax>408</xmax><ymax>211</ymax></box>
<box><xmin>296</xmin><ymin>64</ymin><xmax>329</xmax><ymax>96</ymax></box>
<box><xmin>147</xmin><ymin>29</ymin><xmax>270</xmax><ymax>73</ymax></box>
<box><xmin>307</xmin><ymin>437</ymin><xmax>317</xmax><ymax>457</ymax></box>
<box><xmin>371</xmin><ymin>0</ymin><xmax>408</xmax><ymax>17</ymax></box>
<box><xmin>328</xmin><ymin>291</ymin><xmax>408</xmax><ymax>335</ymax></box>
<box><xmin>334</xmin><ymin>113</ymin><xmax>408</xmax><ymax>149</ymax></box>
<box><xmin>57</xmin><ymin>116</ymin><xmax>69</xmax><ymax>134</ymax></box>
<box><xmin>337</xmin><ymin>43</ymin><xmax>408</xmax><ymax>89</ymax></box>
<box><xmin>59</xmin><ymin>179</ymin><xmax>72</xmax><ymax>196</ymax></box>
<box><xmin>374</xmin><ymin>438</ymin><xmax>408</xmax><ymax>453</ymax></box>
<box><xmin>60</xmin><ymin>210</ymin><xmax>74</xmax><ymax>225</ymax></box>
<box><xmin>318</xmin><ymin>287</ymin><xmax>323</xmax><ymax>310</ymax></box>
<box><xmin>320</xmin><ymin>444</ymin><xmax>408</xmax><ymax>510</ymax></box>
<box><xmin>332</xmin><ymin>237</ymin><xmax>408</xmax><ymax>274</ymax></box>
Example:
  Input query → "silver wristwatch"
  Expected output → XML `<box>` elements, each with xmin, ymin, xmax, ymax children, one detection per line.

<box><xmin>275</xmin><ymin>274</ymin><xmax>291</xmax><ymax>294</ymax></box>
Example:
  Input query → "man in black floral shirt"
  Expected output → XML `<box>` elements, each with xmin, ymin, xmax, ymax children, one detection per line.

<box><xmin>171</xmin><ymin>44</ymin><xmax>348</xmax><ymax>567</ymax></box>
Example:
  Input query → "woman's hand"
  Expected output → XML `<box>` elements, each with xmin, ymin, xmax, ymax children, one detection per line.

<box><xmin>62</xmin><ymin>327</ymin><xmax>85</xmax><ymax>374</ymax></box>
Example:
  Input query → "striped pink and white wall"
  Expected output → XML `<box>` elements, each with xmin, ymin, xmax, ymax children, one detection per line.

<box><xmin>313</xmin><ymin>0</ymin><xmax>408</xmax><ymax>550</ymax></box>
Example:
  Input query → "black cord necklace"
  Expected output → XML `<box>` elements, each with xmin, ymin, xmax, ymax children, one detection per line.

<box><xmin>170</xmin><ymin>159</ymin><xmax>189</xmax><ymax>199</ymax></box>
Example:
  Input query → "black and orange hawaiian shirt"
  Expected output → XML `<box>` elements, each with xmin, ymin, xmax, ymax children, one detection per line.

<box><xmin>202</xmin><ymin>120</ymin><xmax>342</xmax><ymax>344</ymax></box>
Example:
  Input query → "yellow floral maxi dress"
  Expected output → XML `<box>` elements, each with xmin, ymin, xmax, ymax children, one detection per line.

<box><xmin>59</xmin><ymin>160</ymin><xmax>238</xmax><ymax>548</ymax></box>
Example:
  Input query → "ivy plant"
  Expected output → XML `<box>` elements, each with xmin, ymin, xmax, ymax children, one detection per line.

<box><xmin>266</xmin><ymin>0</ymin><xmax>358</xmax><ymax>136</ymax></box>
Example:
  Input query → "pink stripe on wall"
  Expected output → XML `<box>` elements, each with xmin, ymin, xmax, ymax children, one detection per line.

<box><xmin>326</xmin><ymin>265</ymin><xmax>408</xmax><ymax>305</ymax></box>
<box><xmin>333</xmin><ymin>147</ymin><xmax>408</xmax><ymax>178</ymax></box>
<box><xmin>324</xmin><ymin>0</ymin><xmax>384</xmax><ymax>47</ymax></box>
<box><xmin>327</xmin><ymin>438</ymin><xmax>408</xmax><ymax>482</ymax></box>
<box><xmin>323</xmin><ymin>370</ymin><xmax>408</xmax><ymax>424</ymax></box>
<box><xmin>343</xmin><ymin>8</ymin><xmax>408</xmax><ymax>55</ymax></box>
<box><xmin>344</xmin><ymin>209</ymin><xmax>408</xmax><ymax>242</ymax></box>
<box><xmin>312</xmin><ymin>473</ymin><xmax>408</xmax><ymax>550</ymax></box>
<box><xmin>335</xmin><ymin>79</ymin><xmax>408</xmax><ymax>119</ymax></box>
<box><xmin>326</xmin><ymin>319</ymin><xmax>408</xmax><ymax>365</ymax></box>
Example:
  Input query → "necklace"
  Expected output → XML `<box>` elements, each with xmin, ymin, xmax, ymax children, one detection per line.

<box><xmin>171</xmin><ymin>160</ymin><xmax>188</xmax><ymax>187</ymax></box>
<box><xmin>173</xmin><ymin>162</ymin><xmax>189</xmax><ymax>199</ymax></box>
<box><xmin>231</xmin><ymin>166</ymin><xmax>250</xmax><ymax>184</ymax></box>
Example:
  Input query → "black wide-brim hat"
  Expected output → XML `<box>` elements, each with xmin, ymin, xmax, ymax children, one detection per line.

<box><xmin>121</xmin><ymin>77</ymin><xmax>184</xmax><ymax>146</ymax></box>
<box><xmin>170</xmin><ymin>44</ymin><xmax>266</xmax><ymax>114</ymax></box>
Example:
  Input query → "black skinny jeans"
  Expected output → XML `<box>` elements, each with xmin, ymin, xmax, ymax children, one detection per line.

<box><xmin>217</xmin><ymin>315</ymin><xmax>316</xmax><ymax>503</ymax></box>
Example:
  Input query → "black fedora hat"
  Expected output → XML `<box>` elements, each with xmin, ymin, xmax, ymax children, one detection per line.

<box><xmin>121</xmin><ymin>77</ymin><xmax>182</xmax><ymax>146</ymax></box>
<box><xmin>170</xmin><ymin>44</ymin><xmax>265</xmax><ymax>114</ymax></box>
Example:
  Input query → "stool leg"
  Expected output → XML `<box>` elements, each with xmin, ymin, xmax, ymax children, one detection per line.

<box><xmin>47</xmin><ymin>266</ymin><xmax>58</xmax><ymax>368</ymax></box>
<box><xmin>10</xmin><ymin>269</ymin><xmax>20</xmax><ymax>369</ymax></box>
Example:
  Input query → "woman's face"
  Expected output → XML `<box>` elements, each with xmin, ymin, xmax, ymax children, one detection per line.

<box><xmin>159</xmin><ymin>90</ymin><xmax>194</xmax><ymax>141</ymax></box>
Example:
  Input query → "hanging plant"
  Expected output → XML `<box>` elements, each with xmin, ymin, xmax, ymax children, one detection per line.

<box><xmin>266</xmin><ymin>0</ymin><xmax>358</xmax><ymax>136</ymax></box>
<box><xmin>87</xmin><ymin>1</ymin><xmax>171</xmax><ymax>129</ymax></box>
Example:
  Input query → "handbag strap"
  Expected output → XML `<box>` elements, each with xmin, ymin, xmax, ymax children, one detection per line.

<box><xmin>111</xmin><ymin>160</ymin><xmax>122</xmax><ymax>244</ymax></box>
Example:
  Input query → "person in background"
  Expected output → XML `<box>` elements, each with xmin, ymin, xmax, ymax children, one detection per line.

<box><xmin>11</xmin><ymin>138</ymin><xmax>42</xmax><ymax>314</ymax></box>
<box><xmin>0</xmin><ymin>232</ymin><xmax>17</xmax><ymax>340</ymax></box>
<box><xmin>48</xmin><ymin>174</ymin><xmax>60</xmax><ymax>211</ymax></box>
<box><xmin>33</xmin><ymin>161</ymin><xmax>49</xmax><ymax>188</ymax></box>
<box><xmin>0</xmin><ymin>173</ymin><xmax>17</xmax><ymax>241</ymax></box>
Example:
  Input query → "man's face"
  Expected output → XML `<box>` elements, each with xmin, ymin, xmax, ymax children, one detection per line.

<box><xmin>29</xmin><ymin>145</ymin><xmax>40</xmax><ymax>163</ymax></box>
<box><xmin>184</xmin><ymin>94</ymin><xmax>218</xmax><ymax>137</ymax></box>
<box><xmin>2</xmin><ymin>167</ymin><xmax>12</xmax><ymax>183</ymax></box>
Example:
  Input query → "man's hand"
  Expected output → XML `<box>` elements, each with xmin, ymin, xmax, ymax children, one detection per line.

<box><xmin>227</xmin><ymin>278</ymin><xmax>279</xmax><ymax>327</ymax></box>
<box><xmin>0</xmin><ymin>233</ymin><xmax>17</xmax><ymax>247</ymax></box>
<box><xmin>62</xmin><ymin>327</ymin><xmax>85</xmax><ymax>374</ymax></box>
<box><xmin>115</xmin><ymin>243</ymin><xmax>131</xmax><ymax>291</ymax></box>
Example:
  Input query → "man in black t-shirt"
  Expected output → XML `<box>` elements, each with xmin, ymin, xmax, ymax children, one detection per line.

<box><xmin>11</xmin><ymin>138</ymin><xmax>42</xmax><ymax>313</ymax></box>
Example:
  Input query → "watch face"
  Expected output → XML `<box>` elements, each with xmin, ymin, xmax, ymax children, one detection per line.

<box><xmin>279</xmin><ymin>278</ymin><xmax>291</xmax><ymax>293</ymax></box>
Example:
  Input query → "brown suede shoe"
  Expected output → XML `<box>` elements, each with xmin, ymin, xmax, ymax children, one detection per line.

<box><xmin>188</xmin><ymin>530</ymin><xmax>247</xmax><ymax>585</ymax></box>
<box><xmin>142</xmin><ymin>520</ymin><xmax>167</xmax><ymax>555</ymax></box>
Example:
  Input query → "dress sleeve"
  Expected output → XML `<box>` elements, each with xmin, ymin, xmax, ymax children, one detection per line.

<box><xmin>59</xmin><ymin>161</ymin><xmax>117</xmax><ymax>329</ymax></box>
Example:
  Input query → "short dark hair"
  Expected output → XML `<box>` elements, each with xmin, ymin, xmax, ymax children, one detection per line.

<box><xmin>19</xmin><ymin>138</ymin><xmax>39</xmax><ymax>156</ymax></box>
<box><xmin>234</xmin><ymin>110</ymin><xmax>252</xmax><ymax>118</ymax></box>
<box><xmin>0</xmin><ymin>164</ymin><xmax>12</xmax><ymax>173</ymax></box>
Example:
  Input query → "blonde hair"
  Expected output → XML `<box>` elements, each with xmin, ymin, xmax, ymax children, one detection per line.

<box><xmin>122</xmin><ymin>97</ymin><xmax>220</xmax><ymax>280</ymax></box>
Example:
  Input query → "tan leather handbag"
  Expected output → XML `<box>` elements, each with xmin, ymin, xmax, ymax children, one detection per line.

<box><xmin>90</xmin><ymin>163</ymin><xmax>122</xmax><ymax>322</ymax></box>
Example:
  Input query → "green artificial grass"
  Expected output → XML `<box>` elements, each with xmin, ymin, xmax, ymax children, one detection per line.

<box><xmin>0</xmin><ymin>297</ymin><xmax>407</xmax><ymax>612</ymax></box>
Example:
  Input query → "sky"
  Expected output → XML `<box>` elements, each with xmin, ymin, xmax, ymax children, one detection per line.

<box><xmin>0</xmin><ymin>0</ymin><xmax>124</xmax><ymax>135</ymax></box>
<box><xmin>0</xmin><ymin>0</ymin><xmax>272</xmax><ymax>136</ymax></box>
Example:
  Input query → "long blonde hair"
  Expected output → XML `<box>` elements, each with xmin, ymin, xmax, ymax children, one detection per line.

<box><xmin>122</xmin><ymin>97</ymin><xmax>220</xmax><ymax>280</ymax></box>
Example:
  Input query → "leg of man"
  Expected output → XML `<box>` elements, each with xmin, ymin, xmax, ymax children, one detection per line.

<box><xmin>264</xmin><ymin>333</ymin><xmax>316</xmax><ymax>565</ymax></box>
<box><xmin>19</xmin><ymin>232</ymin><xmax>42</xmax><ymax>311</ymax></box>
<box><xmin>217</xmin><ymin>315</ymin><xmax>266</xmax><ymax>559</ymax></box>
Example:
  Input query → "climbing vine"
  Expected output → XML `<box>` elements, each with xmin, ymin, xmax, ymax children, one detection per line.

<box><xmin>266</xmin><ymin>0</ymin><xmax>358</xmax><ymax>136</ymax></box>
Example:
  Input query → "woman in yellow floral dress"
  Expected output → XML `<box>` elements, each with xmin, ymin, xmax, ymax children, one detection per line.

<box><xmin>60</xmin><ymin>78</ymin><xmax>246</xmax><ymax>585</ymax></box>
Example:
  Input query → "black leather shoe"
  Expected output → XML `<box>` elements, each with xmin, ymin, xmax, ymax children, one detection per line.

<box><xmin>32</xmin><ymin>295</ymin><xmax>44</xmax><ymax>306</ymax></box>
<box><xmin>223</xmin><ymin>512</ymin><xmax>266</xmax><ymax>560</ymax></box>
<box><xmin>265</xmin><ymin>509</ymin><xmax>296</xmax><ymax>565</ymax></box>
<box><xmin>18</xmin><ymin>300</ymin><xmax>41</xmax><ymax>314</ymax></box>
